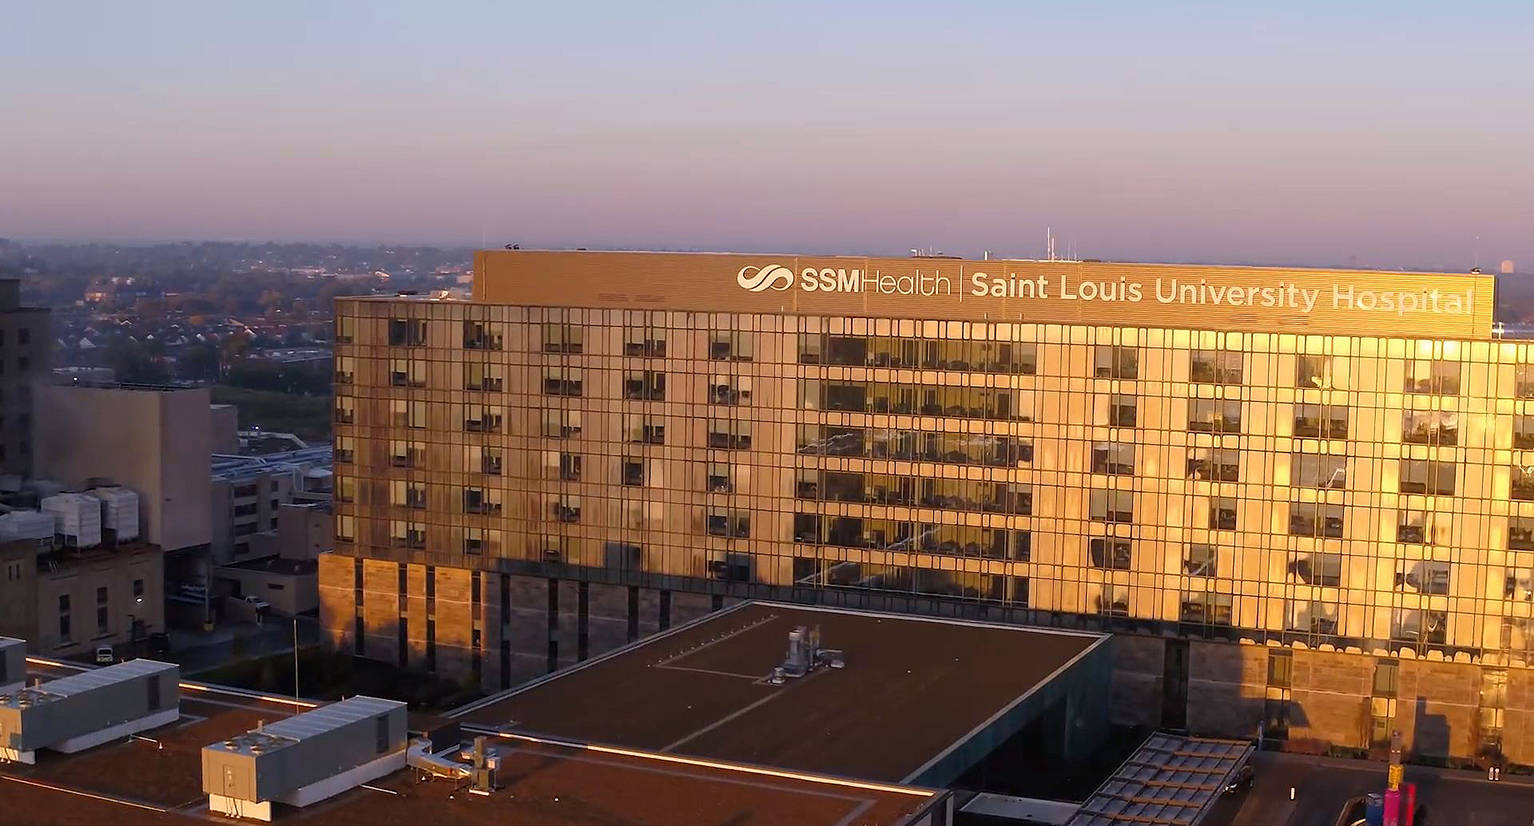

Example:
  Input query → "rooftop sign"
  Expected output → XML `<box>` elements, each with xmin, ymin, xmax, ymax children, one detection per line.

<box><xmin>474</xmin><ymin>251</ymin><xmax>1496</xmax><ymax>339</ymax></box>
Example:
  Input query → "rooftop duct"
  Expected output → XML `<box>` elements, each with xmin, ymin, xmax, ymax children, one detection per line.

<box><xmin>0</xmin><ymin>658</ymin><xmax>179</xmax><ymax>764</ymax></box>
<box><xmin>202</xmin><ymin>695</ymin><xmax>407</xmax><ymax>821</ymax></box>
<box><xmin>770</xmin><ymin>625</ymin><xmax>845</xmax><ymax>684</ymax></box>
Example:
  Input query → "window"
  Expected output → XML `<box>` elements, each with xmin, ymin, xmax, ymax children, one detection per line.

<box><xmin>1089</xmin><ymin>490</ymin><xmax>1133</xmax><ymax>523</ymax></box>
<box><xmin>1089</xmin><ymin>537</ymin><xmax>1132</xmax><ymax>569</ymax></box>
<box><xmin>1094</xmin><ymin>345</ymin><xmax>1138</xmax><ymax>379</ymax></box>
<box><xmin>335</xmin><ymin>436</ymin><xmax>355</xmax><ymax>464</ymax></box>
<box><xmin>390</xmin><ymin>480</ymin><xmax>426</xmax><ymax>509</ymax></box>
<box><xmin>1397</xmin><ymin>509</ymin><xmax>1446</xmax><ymax>545</ymax></box>
<box><xmin>463</xmin><ymin>406</ymin><xmax>502</xmax><ymax>433</ymax></box>
<box><xmin>623</xmin><ymin>414</ymin><xmax>665</xmax><ymax>444</ymax></box>
<box><xmin>558</xmin><ymin>453</ymin><xmax>582</xmax><ymax>482</ymax></box>
<box><xmin>1516</xmin><ymin>416</ymin><xmax>1534</xmax><ymax>449</ymax></box>
<box><xmin>1400</xmin><ymin>459</ymin><xmax>1454</xmax><ymax>496</ymax></box>
<box><xmin>17</xmin><ymin>328</ymin><xmax>30</xmax><ymax>345</ymax></box>
<box><xmin>1190</xmin><ymin>350</ymin><xmax>1242</xmax><ymax>384</ymax></box>
<box><xmin>462</xmin><ymin>487</ymin><xmax>501</xmax><ymax>515</ymax></box>
<box><xmin>96</xmin><ymin>586</ymin><xmax>109</xmax><ymax>634</ymax></box>
<box><xmin>793</xmin><ymin>513</ymin><xmax>821</xmax><ymax>543</ymax></box>
<box><xmin>624</xmin><ymin>323</ymin><xmax>666</xmax><ymax>357</ymax></box>
<box><xmin>388</xmin><ymin>358</ymin><xmax>425</xmax><ymax>387</ymax></box>
<box><xmin>1511</xmin><ymin>516</ymin><xmax>1534</xmax><ymax>550</ymax></box>
<box><xmin>623</xmin><ymin>369</ymin><xmax>666</xmax><ymax>400</ymax></box>
<box><xmin>1293</xmin><ymin>453</ymin><xmax>1347</xmax><ymax>489</ymax></box>
<box><xmin>1405</xmin><ymin>359</ymin><xmax>1460</xmax><ymax>394</ymax></box>
<box><xmin>334</xmin><ymin>397</ymin><xmax>355</xmax><ymax>424</ymax></box>
<box><xmin>1391</xmin><ymin>609</ymin><xmax>1447</xmax><ymax>645</ymax></box>
<box><xmin>477</xmin><ymin>447</ymin><xmax>503</xmax><ymax>475</ymax></box>
<box><xmin>391</xmin><ymin>399</ymin><xmax>427</xmax><ymax>429</ymax></box>
<box><xmin>464</xmin><ymin>527</ymin><xmax>490</xmax><ymax>555</ymax></box>
<box><xmin>553</xmin><ymin>496</ymin><xmax>581</xmax><ymax>523</ymax></box>
<box><xmin>1288</xmin><ymin>502</ymin><xmax>1344</xmax><ymax>538</ymax></box>
<box><xmin>709</xmin><ymin>375</ymin><xmax>753</xmax><ymax>406</ymax></box>
<box><xmin>335</xmin><ymin>356</ymin><xmax>354</xmax><ymax>385</ymax></box>
<box><xmin>1294</xmin><ymin>403</ymin><xmax>1348</xmax><ymax>438</ymax></box>
<box><xmin>1095</xmin><ymin>583</ymin><xmax>1130</xmax><ymax>616</ymax></box>
<box><xmin>1179</xmin><ymin>592</ymin><xmax>1233</xmax><ymax>625</ymax></box>
<box><xmin>59</xmin><ymin>613</ymin><xmax>70</xmax><ymax>642</ymax></box>
<box><xmin>388</xmin><ymin>318</ymin><xmax>427</xmax><ymax>346</ymax></box>
<box><xmin>710</xmin><ymin>330</ymin><xmax>753</xmax><ymax>361</ymax></box>
<box><xmin>1187</xmin><ymin>447</ymin><xmax>1239</xmax><ymax>481</ymax></box>
<box><xmin>541</xmin><ymin>322</ymin><xmax>583</xmax><ymax>353</ymax></box>
<box><xmin>1268</xmin><ymin>651</ymin><xmax>1293</xmax><ymax>688</ymax></box>
<box><xmin>622</xmin><ymin>457</ymin><xmax>645</xmax><ymax>487</ymax></box>
<box><xmin>464</xmin><ymin>363</ymin><xmax>504</xmax><ymax>392</ymax></box>
<box><xmin>389</xmin><ymin>440</ymin><xmax>423</xmax><ymax>468</ymax></box>
<box><xmin>706</xmin><ymin>510</ymin><xmax>750</xmax><ymax>538</ymax></box>
<box><xmin>1286</xmin><ymin>600</ymin><xmax>1339</xmax><ymax>635</ymax></box>
<box><xmin>1515</xmin><ymin>466</ymin><xmax>1534</xmax><ymax>501</ymax></box>
<box><xmin>797</xmin><ymin>333</ymin><xmax>823</xmax><ymax>363</ymax></box>
<box><xmin>1518</xmin><ymin>365</ymin><xmax>1534</xmax><ymax>399</ymax></box>
<box><xmin>336</xmin><ymin>316</ymin><xmax>355</xmax><ymax>344</ymax></box>
<box><xmin>1108</xmin><ymin>394</ymin><xmax>1137</xmax><ymax>427</ymax></box>
<box><xmin>1296</xmin><ymin>354</ymin><xmax>1335</xmax><ymax>389</ymax></box>
<box><xmin>390</xmin><ymin>520</ymin><xmax>426</xmax><ymax>549</ymax></box>
<box><xmin>707</xmin><ymin>462</ymin><xmax>734</xmax><ymax>493</ymax></box>
<box><xmin>336</xmin><ymin>515</ymin><xmax>355</xmax><ymax>542</ymax></box>
<box><xmin>708</xmin><ymin>419</ymin><xmax>752</xmax><ymax>450</ymax></box>
<box><xmin>1188</xmin><ymin>399</ymin><xmax>1241</xmax><ymax>433</ymax></box>
<box><xmin>1396</xmin><ymin>560</ymin><xmax>1450</xmax><ymax>595</ymax></box>
<box><xmin>462</xmin><ymin>320</ymin><xmax>503</xmax><ymax>350</ymax></box>
<box><xmin>541</xmin><ymin>409</ymin><xmax>582</xmax><ymax>438</ymax></box>
<box><xmin>1400</xmin><ymin>410</ymin><xmax>1458</xmax><ymax>445</ymax></box>
<box><xmin>543</xmin><ymin>366</ymin><xmax>583</xmax><ymax>396</ymax></box>
<box><xmin>1209</xmin><ymin>497</ymin><xmax>1237</xmax><ymax>531</ymax></box>
<box><xmin>1288</xmin><ymin>552</ymin><xmax>1342</xmax><ymax>586</ymax></box>
<box><xmin>1092</xmin><ymin>442</ymin><xmax>1135</xmax><ymax>475</ymax></box>
<box><xmin>1184</xmin><ymin>543</ymin><xmax>1217</xmax><ymax>577</ymax></box>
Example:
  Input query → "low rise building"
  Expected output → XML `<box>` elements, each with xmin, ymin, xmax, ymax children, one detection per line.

<box><xmin>0</xmin><ymin>537</ymin><xmax>164</xmax><ymax>657</ymax></box>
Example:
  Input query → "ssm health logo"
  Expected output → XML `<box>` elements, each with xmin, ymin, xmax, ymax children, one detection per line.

<box><xmin>736</xmin><ymin>264</ymin><xmax>795</xmax><ymax>292</ymax></box>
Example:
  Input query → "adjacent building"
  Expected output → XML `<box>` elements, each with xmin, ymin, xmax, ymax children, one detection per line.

<box><xmin>0</xmin><ymin>279</ymin><xmax>51</xmax><ymax>478</ymax></box>
<box><xmin>0</xmin><ymin>536</ymin><xmax>164</xmax><ymax>657</ymax></box>
<box><xmin>324</xmin><ymin>249</ymin><xmax>1534</xmax><ymax>764</ymax></box>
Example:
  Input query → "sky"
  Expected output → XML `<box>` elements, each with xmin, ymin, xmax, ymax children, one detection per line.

<box><xmin>3</xmin><ymin>1</ymin><xmax>1532</xmax><ymax>270</ymax></box>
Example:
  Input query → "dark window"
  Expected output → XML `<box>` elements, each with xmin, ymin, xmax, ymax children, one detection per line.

<box><xmin>146</xmin><ymin>675</ymin><xmax>161</xmax><ymax>711</ymax></box>
<box><xmin>1373</xmin><ymin>659</ymin><xmax>1398</xmax><ymax>697</ymax></box>
<box><xmin>133</xmin><ymin>579</ymin><xmax>144</xmax><ymax>598</ymax></box>
<box><xmin>15</xmin><ymin>328</ymin><xmax>26</xmax><ymax>345</ymax></box>
<box><xmin>1268</xmin><ymin>651</ymin><xmax>1293</xmax><ymax>688</ymax></box>
<box><xmin>1089</xmin><ymin>537</ymin><xmax>1132</xmax><ymax>570</ymax></box>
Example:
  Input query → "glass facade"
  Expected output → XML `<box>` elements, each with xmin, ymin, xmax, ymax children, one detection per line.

<box><xmin>333</xmin><ymin>296</ymin><xmax>1534</xmax><ymax>664</ymax></box>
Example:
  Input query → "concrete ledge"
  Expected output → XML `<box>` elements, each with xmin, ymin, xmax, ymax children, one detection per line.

<box><xmin>54</xmin><ymin>707</ymin><xmax>181</xmax><ymax>753</ymax></box>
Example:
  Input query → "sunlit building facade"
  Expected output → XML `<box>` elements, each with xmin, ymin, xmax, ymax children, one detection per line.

<box><xmin>323</xmin><ymin>250</ymin><xmax>1534</xmax><ymax>763</ymax></box>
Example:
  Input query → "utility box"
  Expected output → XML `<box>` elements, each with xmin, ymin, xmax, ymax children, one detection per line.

<box><xmin>202</xmin><ymin>696</ymin><xmax>408</xmax><ymax>821</ymax></box>
<box><xmin>0</xmin><ymin>637</ymin><xmax>23</xmax><ymax>695</ymax></box>
<box><xmin>0</xmin><ymin>658</ymin><xmax>179</xmax><ymax>763</ymax></box>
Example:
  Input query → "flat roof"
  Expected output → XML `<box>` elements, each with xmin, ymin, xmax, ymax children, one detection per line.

<box><xmin>2</xmin><ymin>661</ymin><xmax>935</xmax><ymax>826</ymax></box>
<box><xmin>1067</xmin><ymin>733</ymin><xmax>1254</xmax><ymax>826</ymax></box>
<box><xmin>453</xmin><ymin>601</ymin><xmax>1103</xmax><ymax>784</ymax></box>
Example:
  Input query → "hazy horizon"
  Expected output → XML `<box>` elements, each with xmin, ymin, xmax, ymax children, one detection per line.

<box><xmin>5</xmin><ymin>2</ymin><xmax>1532</xmax><ymax>272</ymax></box>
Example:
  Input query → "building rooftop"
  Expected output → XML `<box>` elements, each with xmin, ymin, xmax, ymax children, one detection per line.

<box><xmin>453</xmin><ymin>601</ymin><xmax>1104</xmax><ymax>784</ymax></box>
<box><xmin>211</xmin><ymin>446</ymin><xmax>332</xmax><ymax>483</ymax></box>
<box><xmin>0</xmin><ymin>659</ymin><xmax>936</xmax><ymax>826</ymax></box>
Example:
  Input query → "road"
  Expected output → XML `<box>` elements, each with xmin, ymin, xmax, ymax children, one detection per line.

<box><xmin>1210</xmin><ymin>751</ymin><xmax>1531</xmax><ymax>826</ymax></box>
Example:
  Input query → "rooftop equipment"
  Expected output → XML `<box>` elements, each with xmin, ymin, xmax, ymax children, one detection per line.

<box><xmin>407</xmin><ymin>733</ymin><xmax>500</xmax><ymax>794</ymax></box>
<box><xmin>202</xmin><ymin>695</ymin><xmax>407</xmax><ymax>821</ymax></box>
<box><xmin>89</xmin><ymin>487</ymin><xmax>140</xmax><ymax>543</ymax></box>
<box><xmin>0</xmin><ymin>658</ymin><xmax>179</xmax><ymax>764</ymax></box>
<box><xmin>0</xmin><ymin>638</ymin><xmax>22</xmax><ymax>696</ymax></box>
<box><xmin>770</xmin><ymin>625</ymin><xmax>845</xmax><ymax>684</ymax></box>
<box><xmin>0</xmin><ymin>510</ymin><xmax>56</xmax><ymax>547</ymax></box>
<box><xmin>40</xmin><ymin>492</ymin><xmax>102</xmax><ymax>549</ymax></box>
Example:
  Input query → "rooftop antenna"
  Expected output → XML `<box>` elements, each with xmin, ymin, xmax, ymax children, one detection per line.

<box><xmin>1046</xmin><ymin>227</ymin><xmax>1055</xmax><ymax>262</ymax></box>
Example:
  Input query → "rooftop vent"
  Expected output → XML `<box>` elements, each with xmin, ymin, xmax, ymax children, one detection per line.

<box><xmin>769</xmin><ymin>625</ymin><xmax>845</xmax><ymax>684</ymax></box>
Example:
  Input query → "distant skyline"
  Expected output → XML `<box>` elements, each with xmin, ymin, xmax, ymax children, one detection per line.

<box><xmin>4</xmin><ymin>1</ymin><xmax>1532</xmax><ymax>271</ymax></box>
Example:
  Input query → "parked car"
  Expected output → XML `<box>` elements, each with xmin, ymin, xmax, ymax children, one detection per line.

<box><xmin>242</xmin><ymin>595</ymin><xmax>271</xmax><ymax>612</ymax></box>
<box><xmin>146</xmin><ymin>632</ymin><xmax>171</xmax><ymax>657</ymax></box>
<box><xmin>94</xmin><ymin>646</ymin><xmax>115</xmax><ymax>665</ymax></box>
<box><xmin>1223</xmin><ymin>765</ymin><xmax>1254</xmax><ymax>795</ymax></box>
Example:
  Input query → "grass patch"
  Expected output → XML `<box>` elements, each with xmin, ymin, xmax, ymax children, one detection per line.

<box><xmin>210</xmin><ymin>384</ymin><xmax>331</xmax><ymax>443</ymax></box>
